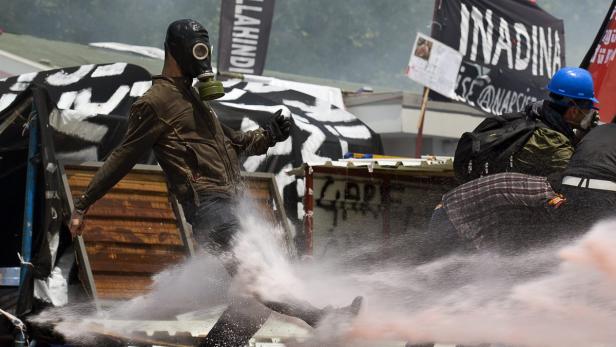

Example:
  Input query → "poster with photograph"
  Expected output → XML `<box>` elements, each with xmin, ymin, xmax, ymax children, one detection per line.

<box><xmin>406</xmin><ymin>33</ymin><xmax>462</xmax><ymax>98</ymax></box>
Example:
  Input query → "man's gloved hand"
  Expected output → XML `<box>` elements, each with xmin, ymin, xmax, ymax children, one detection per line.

<box><xmin>579</xmin><ymin>110</ymin><xmax>600</xmax><ymax>131</ymax></box>
<box><xmin>266</xmin><ymin>109</ymin><xmax>292</xmax><ymax>144</ymax></box>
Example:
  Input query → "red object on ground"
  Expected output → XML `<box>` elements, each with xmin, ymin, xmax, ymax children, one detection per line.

<box><xmin>582</xmin><ymin>1</ymin><xmax>616</xmax><ymax>123</ymax></box>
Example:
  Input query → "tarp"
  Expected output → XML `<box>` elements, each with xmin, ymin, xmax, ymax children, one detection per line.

<box><xmin>0</xmin><ymin>86</ymin><xmax>73</xmax><ymax>317</ymax></box>
<box><xmin>431</xmin><ymin>0</ymin><xmax>566</xmax><ymax>115</ymax></box>
<box><xmin>0</xmin><ymin>63</ymin><xmax>152</xmax><ymax>162</ymax></box>
<box><xmin>581</xmin><ymin>0</ymin><xmax>616</xmax><ymax>123</ymax></box>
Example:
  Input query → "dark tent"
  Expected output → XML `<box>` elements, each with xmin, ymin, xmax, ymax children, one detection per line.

<box><xmin>0</xmin><ymin>64</ymin><xmax>153</xmax><ymax>326</ymax></box>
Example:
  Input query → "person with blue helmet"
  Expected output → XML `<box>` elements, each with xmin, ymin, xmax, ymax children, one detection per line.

<box><xmin>512</xmin><ymin>66</ymin><xmax>601</xmax><ymax>177</ymax></box>
<box><xmin>424</xmin><ymin>67</ymin><xmax>607</xmax><ymax>264</ymax></box>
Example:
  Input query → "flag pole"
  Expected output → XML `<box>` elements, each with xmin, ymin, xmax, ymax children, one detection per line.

<box><xmin>415</xmin><ymin>87</ymin><xmax>430</xmax><ymax>158</ymax></box>
<box><xmin>415</xmin><ymin>0</ymin><xmax>441</xmax><ymax>158</ymax></box>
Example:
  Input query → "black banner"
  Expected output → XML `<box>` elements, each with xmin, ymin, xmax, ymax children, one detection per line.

<box><xmin>432</xmin><ymin>0</ymin><xmax>565</xmax><ymax>115</ymax></box>
<box><xmin>217</xmin><ymin>0</ymin><xmax>276</xmax><ymax>75</ymax></box>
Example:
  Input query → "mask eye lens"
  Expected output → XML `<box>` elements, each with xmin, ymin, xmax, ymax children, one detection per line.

<box><xmin>193</xmin><ymin>43</ymin><xmax>209</xmax><ymax>60</ymax></box>
<box><xmin>572</xmin><ymin>99</ymin><xmax>593</xmax><ymax>110</ymax></box>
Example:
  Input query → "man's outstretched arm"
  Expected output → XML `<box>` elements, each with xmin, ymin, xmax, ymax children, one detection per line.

<box><xmin>71</xmin><ymin>101</ymin><xmax>167</xmax><ymax>236</ymax></box>
<box><xmin>221</xmin><ymin>109</ymin><xmax>292</xmax><ymax>156</ymax></box>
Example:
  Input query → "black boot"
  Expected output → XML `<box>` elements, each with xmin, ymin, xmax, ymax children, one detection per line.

<box><xmin>305</xmin><ymin>296</ymin><xmax>363</xmax><ymax>328</ymax></box>
<box><xmin>200</xmin><ymin>297</ymin><xmax>271</xmax><ymax>347</ymax></box>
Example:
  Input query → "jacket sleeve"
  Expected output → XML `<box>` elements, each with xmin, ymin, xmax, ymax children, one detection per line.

<box><xmin>221</xmin><ymin>122</ymin><xmax>274</xmax><ymax>156</ymax></box>
<box><xmin>74</xmin><ymin>101</ymin><xmax>168</xmax><ymax>211</ymax></box>
<box><xmin>514</xmin><ymin>128</ymin><xmax>574</xmax><ymax>177</ymax></box>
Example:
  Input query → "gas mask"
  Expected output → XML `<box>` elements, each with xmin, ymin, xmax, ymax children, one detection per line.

<box><xmin>567</xmin><ymin>99</ymin><xmax>599</xmax><ymax>130</ymax></box>
<box><xmin>165</xmin><ymin>19</ymin><xmax>224</xmax><ymax>100</ymax></box>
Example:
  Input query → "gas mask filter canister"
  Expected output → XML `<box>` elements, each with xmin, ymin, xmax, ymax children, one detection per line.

<box><xmin>192</xmin><ymin>43</ymin><xmax>224</xmax><ymax>101</ymax></box>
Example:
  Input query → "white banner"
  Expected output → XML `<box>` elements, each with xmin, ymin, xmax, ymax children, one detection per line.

<box><xmin>406</xmin><ymin>33</ymin><xmax>462</xmax><ymax>98</ymax></box>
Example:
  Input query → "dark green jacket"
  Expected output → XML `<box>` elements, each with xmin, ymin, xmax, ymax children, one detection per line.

<box><xmin>75</xmin><ymin>75</ymin><xmax>272</xmax><ymax>210</ymax></box>
<box><xmin>514</xmin><ymin>127</ymin><xmax>574</xmax><ymax>177</ymax></box>
<box><xmin>512</xmin><ymin>101</ymin><xmax>575</xmax><ymax>177</ymax></box>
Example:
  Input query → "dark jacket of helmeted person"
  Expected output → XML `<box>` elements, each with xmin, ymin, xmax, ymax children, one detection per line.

<box><xmin>555</xmin><ymin>120</ymin><xmax>616</xmax><ymax>235</ymax></box>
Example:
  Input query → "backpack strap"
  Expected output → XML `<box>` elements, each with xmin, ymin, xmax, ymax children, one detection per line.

<box><xmin>470</xmin><ymin>133</ymin><xmax>481</xmax><ymax>154</ymax></box>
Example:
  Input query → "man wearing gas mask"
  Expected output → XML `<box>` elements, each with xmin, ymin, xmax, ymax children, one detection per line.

<box><xmin>69</xmin><ymin>19</ymin><xmax>361</xmax><ymax>346</ymax></box>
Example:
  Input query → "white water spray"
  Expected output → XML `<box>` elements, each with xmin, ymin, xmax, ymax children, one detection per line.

<box><xmin>33</xmin><ymin>200</ymin><xmax>616</xmax><ymax>346</ymax></box>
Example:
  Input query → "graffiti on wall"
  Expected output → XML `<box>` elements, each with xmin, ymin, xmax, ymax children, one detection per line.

<box><xmin>312</xmin><ymin>175</ymin><xmax>448</xmax><ymax>232</ymax></box>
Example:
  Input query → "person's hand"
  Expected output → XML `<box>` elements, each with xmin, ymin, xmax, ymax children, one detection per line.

<box><xmin>69</xmin><ymin>209</ymin><xmax>86</xmax><ymax>238</ymax></box>
<box><xmin>266</xmin><ymin>109</ymin><xmax>292</xmax><ymax>144</ymax></box>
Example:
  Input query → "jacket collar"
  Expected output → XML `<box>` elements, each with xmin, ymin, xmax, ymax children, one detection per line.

<box><xmin>152</xmin><ymin>75</ymin><xmax>193</xmax><ymax>88</ymax></box>
<box><xmin>526</xmin><ymin>100</ymin><xmax>575</xmax><ymax>141</ymax></box>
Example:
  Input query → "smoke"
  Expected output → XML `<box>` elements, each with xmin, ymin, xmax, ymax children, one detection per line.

<box><xmin>32</xmin><ymin>253</ymin><xmax>231</xmax><ymax>343</ymax></box>
<box><xmin>230</xmin><ymin>210</ymin><xmax>616</xmax><ymax>346</ymax></box>
<box><xmin>33</xmin><ymin>200</ymin><xmax>616</xmax><ymax>346</ymax></box>
<box><xmin>298</xmin><ymin>220</ymin><xmax>616</xmax><ymax>346</ymax></box>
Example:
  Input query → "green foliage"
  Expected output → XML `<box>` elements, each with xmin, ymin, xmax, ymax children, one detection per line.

<box><xmin>0</xmin><ymin>0</ymin><xmax>612</xmax><ymax>91</ymax></box>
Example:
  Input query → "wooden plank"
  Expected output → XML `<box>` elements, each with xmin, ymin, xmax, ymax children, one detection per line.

<box><xmin>89</xmin><ymin>260</ymin><xmax>182</xmax><ymax>274</ymax></box>
<box><xmin>81</xmin><ymin>218</ymin><xmax>180</xmax><ymax>233</ymax></box>
<box><xmin>86</xmin><ymin>243</ymin><xmax>185</xmax><ymax>256</ymax></box>
<box><xmin>170</xmin><ymin>195</ymin><xmax>195</xmax><ymax>256</ymax></box>
<box><xmin>89</xmin><ymin>198</ymin><xmax>174</xmax><ymax>215</ymax></box>
<box><xmin>67</xmin><ymin>179</ymin><xmax>169</xmax><ymax>195</ymax></box>
<box><xmin>86</xmin><ymin>244</ymin><xmax>186</xmax><ymax>274</ymax></box>
<box><xmin>94</xmin><ymin>274</ymin><xmax>153</xmax><ymax>291</ymax></box>
<box><xmin>66</xmin><ymin>171</ymin><xmax>169</xmax><ymax>184</ymax></box>
<box><xmin>83</xmin><ymin>228</ymin><xmax>183</xmax><ymax>246</ymax></box>
<box><xmin>66</xmin><ymin>167</ymin><xmax>169</xmax><ymax>183</ymax></box>
<box><xmin>68</xmin><ymin>191</ymin><xmax>172</xmax><ymax>204</ymax></box>
<box><xmin>244</xmin><ymin>188</ymin><xmax>271</xmax><ymax>200</ymax></box>
<box><xmin>85</xmin><ymin>204</ymin><xmax>176</xmax><ymax>220</ymax></box>
<box><xmin>244</xmin><ymin>179</ymin><xmax>270</xmax><ymax>187</ymax></box>
<box><xmin>95</xmin><ymin>289</ymin><xmax>148</xmax><ymax>301</ymax></box>
<box><xmin>67</xmin><ymin>171</ymin><xmax>169</xmax><ymax>183</ymax></box>
<box><xmin>88</xmin><ymin>257</ymin><xmax>183</xmax><ymax>274</ymax></box>
<box><xmin>59</xmin><ymin>165</ymin><xmax>101</xmax><ymax>310</ymax></box>
<box><xmin>67</xmin><ymin>173</ymin><xmax>168</xmax><ymax>188</ymax></box>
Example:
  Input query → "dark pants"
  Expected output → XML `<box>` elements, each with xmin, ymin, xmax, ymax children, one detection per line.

<box><xmin>556</xmin><ymin>185</ymin><xmax>616</xmax><ymax>237</ymax></box>
<box><xmin>422</xmin><ymin>207</ymin><xmax>470</xmax><ymax>261</ymax></box>
<box><xmin>183</xmin><ymin>194</ymin><xmax>323</xmax><ymax>347</ymax></box>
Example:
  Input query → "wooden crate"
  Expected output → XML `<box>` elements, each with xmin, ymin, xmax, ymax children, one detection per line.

<box><xmin>62</xmin><ymin>164</ymin><xmax>291</xmax><ymax>304</ymax></box>
<box><xmin>64</xmin><ymin>164</ymin><xmax>192</xmax><ymax>301</ymax></box>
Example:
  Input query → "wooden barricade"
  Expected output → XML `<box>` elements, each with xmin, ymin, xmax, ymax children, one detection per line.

<box><xmin>61</xmin><ymin>164</ymin><xmax>291</xmax><ymax>304</ymax></box>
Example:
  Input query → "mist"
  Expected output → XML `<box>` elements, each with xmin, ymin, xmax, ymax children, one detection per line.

<box><xmin>33</xmin><ymin>196</ymin><xmax>616</xmax><ymax>346</ymax></box>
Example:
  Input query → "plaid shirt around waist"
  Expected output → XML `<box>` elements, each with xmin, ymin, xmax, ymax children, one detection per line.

<box><xmin>442</xmin><ymin>172</ymin><xmax>558</xmax><ymax>245</ymax></box>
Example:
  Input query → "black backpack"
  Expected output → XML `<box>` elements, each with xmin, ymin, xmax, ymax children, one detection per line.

<box><xmin>453</xmin><ymin>112</ymin><xmax>546</xmax><ymax>183</ymax></box>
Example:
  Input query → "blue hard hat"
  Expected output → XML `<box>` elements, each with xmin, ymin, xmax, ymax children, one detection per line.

<box><xmin>547</xmin><ymin>67</ymin><xmax>599</xmax><ymax>104</ymax></box>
